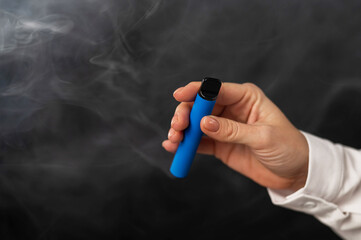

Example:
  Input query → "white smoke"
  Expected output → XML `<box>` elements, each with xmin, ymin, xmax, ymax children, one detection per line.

<box><xmin>0</xmin><ymin>11</ymin><xmax>73</xmax><ymax>54</ymax></box>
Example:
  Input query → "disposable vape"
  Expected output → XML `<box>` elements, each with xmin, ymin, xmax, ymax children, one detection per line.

<box><xmin>170</xmin><ymin>77</ymin><xmax>222</xmax><ymax>178</ymax></box>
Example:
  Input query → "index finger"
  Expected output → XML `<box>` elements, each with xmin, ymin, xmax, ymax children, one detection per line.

<box><xmin>173</xmin><ymin>81</ymin><xmax>260</xmax><ymax>106</ymax></box>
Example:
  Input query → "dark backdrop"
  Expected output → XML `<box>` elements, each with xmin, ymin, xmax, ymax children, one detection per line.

<box><xmin>1</xmin><ymin>0</ymin><xmax>361</xmax><ymax>239</ymax></box>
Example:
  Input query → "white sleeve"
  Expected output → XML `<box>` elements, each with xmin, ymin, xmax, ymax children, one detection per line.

<box><xmin>267</xmin><ymin>132</ymin><xmax>361</xmax><ymax>240</ymax></box>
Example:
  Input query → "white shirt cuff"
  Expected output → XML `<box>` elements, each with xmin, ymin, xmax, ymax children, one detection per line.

<box><xmin>267</xmin><ymin>132</ymin><xmax>361</xmax><ymax>239</ymax></box>
<box><xmin>268</xmin><ymin>131</ymin><xmax>345</xmax><ymax>216</ymax></box>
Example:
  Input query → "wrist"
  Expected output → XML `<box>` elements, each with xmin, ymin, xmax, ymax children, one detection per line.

<box><xmin>288</xmin><ymin>168</ymin><xmax>308</xmax><ymax>191</ymax></box>
<box><xmin>288</xmin><ymin>131</ymin><xmax>309</xmax><ymax>191</ymax></box>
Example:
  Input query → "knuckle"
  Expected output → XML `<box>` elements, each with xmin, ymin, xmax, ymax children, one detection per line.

<box><xmin>243</xmin><ymin>82</ymin><xmax>263</xmax><ymax>95</ymax></box>
<box><xmin>175</xmin><ymin>103</ymin><xmax>186</xmax><ymax>116</ymax></box>
<box><xmin>243</xmin><ymin>82</ymin><xmax>259</xmax><ymax>91</ymax></box>
<box><xmin>243</xmin><ymin>82</ymin><xmax>266</xmax><ymax>102</ymax></box>
<box><xmin>174</xmin><ymin>107</ymin><xmax>179</xmax><ymax>115</ymax></box>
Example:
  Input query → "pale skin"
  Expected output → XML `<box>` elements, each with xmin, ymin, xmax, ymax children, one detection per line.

<box><xmin>162</xmin><ymin>82</ymin><xmax>309</xmax><ymax>191</ymax></box>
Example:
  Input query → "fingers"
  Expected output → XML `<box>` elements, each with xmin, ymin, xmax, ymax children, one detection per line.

<box><xmin>162</xmin><ymin>137</ymin><xmax>215</xmax><ymax>155</ymax></box>
<box><xmin>164</xmin><ymin>102</ymin><xmax>191</xmax><ymax>151</ymax></box>
<box><xmin>165</xmin><ymin>81</ymin><xmax>270</xmax><ymax>155</ymax></box>
<box><xmin>173</xmin><ymin>81</ymin><xmax>263</xmax><ymax>106</ymax></box>
<box><xmin>171</xmin><ymin>102</ymin><xmax>192</xmax><ymax>131</ymax></box>
<box><xmin>172</xmin><ymin>82</ymin><xmax>199</xmax><ymax>102</ymax></box>
<box><xmin>167</xmin><ymin>128</ymin><xmax>183</xmax><ymax>143</ymax></box>
<box><xmin>162</xmin><ymin>140</ymin><xmax>179</xmax><ymax>153</ymax></box>
<box><xmin>200</xmin><ymin>115</ymin><xmax>262</xmax><ymax>148</ymax></box>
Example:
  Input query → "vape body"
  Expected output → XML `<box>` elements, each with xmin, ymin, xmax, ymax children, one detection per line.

<box><xmin>170</xmin><ymin>77</ymin><xmax>222</xmax><ymax>178</ymax></box>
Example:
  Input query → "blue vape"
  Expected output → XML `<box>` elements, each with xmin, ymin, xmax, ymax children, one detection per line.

<box><xmin>170</xmin><ymin>77</ymin><xmax>222</xmax><ymax>178</ymax></box>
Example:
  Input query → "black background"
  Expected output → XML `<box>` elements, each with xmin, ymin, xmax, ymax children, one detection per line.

<box><xmin>1</xmin><ymin>0</ymin><xmax>361</xmax><ymax>239</ymax></box>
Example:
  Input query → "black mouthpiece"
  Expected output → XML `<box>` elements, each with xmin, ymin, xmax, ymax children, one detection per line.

<box><xmin>198</xmin><ymin>77</ymin><xmax>222</xmax><ymax>101</ymax></box>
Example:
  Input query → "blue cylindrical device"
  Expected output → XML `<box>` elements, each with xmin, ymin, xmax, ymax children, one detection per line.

<box><xmin>170</xmin><ymin>77</ymin><xmax>222</xmax><ymax>178</ymax></box>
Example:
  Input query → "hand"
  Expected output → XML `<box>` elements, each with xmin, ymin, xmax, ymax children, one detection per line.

<box><xmin>162</xmin><ymin>82</ymin><xmax>309</xmax><ymax>191</ymax></box>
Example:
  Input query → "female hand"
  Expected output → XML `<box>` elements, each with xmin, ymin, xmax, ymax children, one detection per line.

<box><xmin>162</xmin><ymin>82</ymin><xmax>309</xmax><ymax>191</ymax></box>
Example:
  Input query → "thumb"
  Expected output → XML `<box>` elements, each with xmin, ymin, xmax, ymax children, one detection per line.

<box><xmin>200</xmin><ymin>116</ymin><xmax>261</xmax><ymax>146</ymax></box>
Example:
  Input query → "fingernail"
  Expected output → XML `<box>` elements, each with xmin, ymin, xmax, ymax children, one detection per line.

<box><xmin>173</xmin><ymin>87</ymin><xmax>183</xmax><ymax>96</ymax></box>
<box><xmin>171</xmin><ymin>113</ymin><xmax>178</xmax><ymax>126</ymax></box>
<box><xmin>203</xmin><ymin>116</ymin><xmax>219</xmax><ymax>132</ymax></box>
<box><xmin>168</xmin><ymin>128</ymin><xmax>175</xmax><ymax>139</ymax></box>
